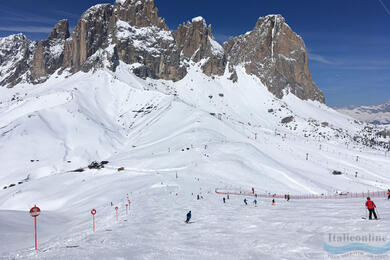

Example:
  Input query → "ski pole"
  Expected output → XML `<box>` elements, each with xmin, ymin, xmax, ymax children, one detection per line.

<box><xmin>375</xmin><ymin>208</ymin><xmax>380</xmax><ymax>219</ymax></box>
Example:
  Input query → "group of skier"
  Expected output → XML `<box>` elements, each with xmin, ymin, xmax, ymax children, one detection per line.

<box><xmin>186</xmin><ymin>194</ymin><xmax>384</xmax><ymax>223</ymax></box>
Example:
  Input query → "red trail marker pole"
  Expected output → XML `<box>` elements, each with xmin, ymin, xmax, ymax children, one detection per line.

<box><xmin>115</xmin><ymin>206</ymin><xmax>118</xmax><ymax>221</ymax></box>
<box><xmin>29</xmin><ymin>205</ymin><xmax>41</xmax><ymax>251</ymax></box>
<box><xmin>91</xmin><ymin>209</ymin><xmax>96</xmax><ymax>232</ymax></box>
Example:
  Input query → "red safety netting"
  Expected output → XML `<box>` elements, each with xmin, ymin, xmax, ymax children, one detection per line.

<box><xmin>215</xmin><ymin>189</ymin><xmax>388</xmax><ymax>200</ymax></box>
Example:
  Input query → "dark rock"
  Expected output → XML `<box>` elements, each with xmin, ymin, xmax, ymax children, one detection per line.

<box><xmin>332</xmin><ymin>170</ymin><xmax>342</xmax><ymax>175</ymax></box>
<box><xmin>88</xmin><ymin>161</ymin><xmax>104</xmax><ymax>169</ymax></box>
<box><xmin>281</xmin><ymin>116</ymin><xmax>294</xmax><ymax>124</ymax></box>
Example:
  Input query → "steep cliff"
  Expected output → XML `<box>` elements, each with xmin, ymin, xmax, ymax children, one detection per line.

<box><xmin>31</xmin><ymin>19</ymin><xmax>70</xmax><ymax>82</ymax></box>
<box><xmin>224</xmin><ymin>15</ymin><xmax>324</xmax><ymax>102</ymax></box>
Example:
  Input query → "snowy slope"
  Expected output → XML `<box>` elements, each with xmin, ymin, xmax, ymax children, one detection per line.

<box><xmin>1</xmin><ymin>62</ymin><xmax>390</xmax><ymax>258</ymax></box>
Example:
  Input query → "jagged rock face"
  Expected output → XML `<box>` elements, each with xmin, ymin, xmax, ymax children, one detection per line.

<box><xmin>113</xmin><ymin>0</ymin><xmax>168</xmax><ymax>30</ymax></box>
<box><xmin>109</xmin><ymin>0</ymin><xmax>186</xmax><ymax>81</ymax></box>
<box><xmin>63</xmin><ymin>4</ymin><xmax>113</xmax><ymax>72</ymax></box>
<box><xmin>174</xmin><ymin>17</ymin><xmax>226</xmax><ymax>76</ymax></box>
<box><xmin>31</xmin><ymin>20</ymin><xmax>70</xmax><ymax>82</ymax></box>
<box><xmin>112</xmin><ymin>19</ymin><xmax>186</xmax><ymax>81</ymax></box>
<box><xmin>225</xmin><ymin>15</ymin><xmax>324</xmax><ymax>102</ymax></box>
<box><xmin>0</xmin><ymin>34</ymin><xmax>36</xmax><ymax>87</ymax></box>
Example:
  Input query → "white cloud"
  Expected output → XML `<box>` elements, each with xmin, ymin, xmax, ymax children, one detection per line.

<box><xmin>308</xmin><ymin>53</ymin><xmax>335</xmax><ymax>64</ymax></box>
<box><xmin>0</xmin><ymin>26</ymin><xmax>52</xmax><ymax>33</ymax></box>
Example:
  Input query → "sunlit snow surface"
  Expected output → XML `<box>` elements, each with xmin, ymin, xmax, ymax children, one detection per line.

<box><xmin>0</xmin><ymin>62</ymin><xmax>390</xmax><ymax>259</ymax></box>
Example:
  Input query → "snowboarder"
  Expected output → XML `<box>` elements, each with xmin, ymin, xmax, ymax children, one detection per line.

<box><xmin>185</xmin><ymin>211</ymin><xmax>191</xmax><ymax>223</ymax></box>
<box><xmin>272</xmin><ymin>199</ymin><xmax>275</xmax><ymax>205</ymax></box>
<box><xmin>244</xmin><ymin>198</ymin><xmax>247</xmax><ymax>205</ymax></box>
<box><xmin>253</xmin><ymin>199</ymin><xmax>257</xmax><ymax>207</ymax></box>
<box><xmin>223</xmin><ymin>197</ymin><xmax>226</xmax><ymax>203</ymax></box>
<box><xmin>387</xmin><ymin>189</ymin><xmax>390</xmax><ymax>200</ymax></box>
<box><xmin>365</xmin><ymin>197</ymin><xmax>378</xmax><ymax>220</ymax></box>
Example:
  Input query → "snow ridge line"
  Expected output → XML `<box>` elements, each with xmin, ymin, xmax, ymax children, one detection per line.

<box><xmin>215</xmin><ymin>189</ymin><xmax>387</xmax><ymax>200</ymax></box>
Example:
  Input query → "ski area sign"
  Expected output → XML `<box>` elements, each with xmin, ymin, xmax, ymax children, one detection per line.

<box><xmin>30</xmin><ymin>206</ymin><xmax>41</xmax><ymax>217</ymax></box>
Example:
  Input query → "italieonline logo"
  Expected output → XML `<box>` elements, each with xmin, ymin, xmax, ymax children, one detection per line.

<box><xmin>324</xmin><ymin>233</ymin><xmax>390</xmax><ymax>255</ymax></box>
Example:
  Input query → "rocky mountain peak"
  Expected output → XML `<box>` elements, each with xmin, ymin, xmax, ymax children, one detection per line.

<box><xmin>0</xmin><ymin>33</ymin><xmax>36</xmax><ymax>86</ymax></box>
<box><xmin>113</xmin><ymin>0</ymin><xmax>168</xmax><ymax>30</ymax></box>
<box><xmin>224</xmin><ymin>14</ymin><xmax>324</xmax><ymax>103</ymax></box>
<box><xmin>174</xmin><ymin>16</ymin><xmax>226</xmax><ymax>76</ymax></box>
<box><xmin>0</xmin><ymin>2</ymin><xmax>325</xmax><ymax>104</ymax></box>
<box><xmin>48</xmin><ymin>19</ymin><xmax>70</xmax><ymax>40</ymax></box>
<box><xmin>31</xmin><ymin>19</ymin><xmax>70</xmax><ymax>82</ymax></box>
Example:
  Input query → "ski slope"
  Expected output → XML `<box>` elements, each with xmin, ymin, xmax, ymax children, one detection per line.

<box><xmin>0</xmin><ymin>62</ymin><xmax>390</xmax><ymax>258</ymax></box>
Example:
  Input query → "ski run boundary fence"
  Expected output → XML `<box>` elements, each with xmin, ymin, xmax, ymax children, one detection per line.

<box><xmin>215</xmin><ymin>189</ymin><xmax>388</xmax><ymax>200</ymax></box>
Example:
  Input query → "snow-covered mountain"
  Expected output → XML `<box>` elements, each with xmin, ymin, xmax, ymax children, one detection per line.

<box><xmin>1</xmin><ymin>0</ymin><xmax>390</xmax><ymax>258</ymax></box>
<box><xmin>336</xmin><ymin>100</ymin><xmax>390</xmax><ymax>125</ymax></box>
<box><xmin>0</xmin><ymin>0</ymin><xmax>324</xmax><ymax>103</ymax></box>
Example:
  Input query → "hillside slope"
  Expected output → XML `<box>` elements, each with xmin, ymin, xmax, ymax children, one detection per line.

<box><xmin>0</xmin><ymin>62</ymin><xmax>389</xmax><ymax>258</ymax></box>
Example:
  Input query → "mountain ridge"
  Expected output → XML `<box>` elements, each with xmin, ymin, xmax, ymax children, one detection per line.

<box><xmin>336</xmin><ymin>99</ymin><xmax>390</xmax><ymax>125</ymax></box>
<box><xmin>0</xmin><ymin>0</ymin><xmax>324</xmax><ymax>103</ymax></box>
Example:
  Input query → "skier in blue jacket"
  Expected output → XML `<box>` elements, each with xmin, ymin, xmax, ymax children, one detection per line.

<box><xmin>185</xmin><ymin>211</ymin><xmax>191</xmax><ymax>223</ymax></box>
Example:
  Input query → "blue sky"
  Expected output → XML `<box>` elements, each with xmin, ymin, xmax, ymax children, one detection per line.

<box><xmin>0</xmin><ymin>0</ymin><xmax>389</xmax><ymax>107</ymax></box>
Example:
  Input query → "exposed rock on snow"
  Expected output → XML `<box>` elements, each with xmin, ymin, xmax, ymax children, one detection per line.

<box><xmin>224</xmin><ymin>14</ymin><xmax>324</xmax><ymax>103</ymax></box>
<box><xmin>174</xmin><ymin>17</ymin><xmax>226</xmax><ymax>76</ymax></box>
<box><xmin>0</xmin><ymin>34</ymin><xmax>36</xmax><ymax>87</ymax></box>
<box><xmin>31</xmin><ymin>19</ymin><xmax>70</xmax><ymax>82</ymax></box>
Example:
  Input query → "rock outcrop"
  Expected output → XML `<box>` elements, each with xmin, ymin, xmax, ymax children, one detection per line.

<box><xmin>0</xmin><ymin>1</ymin><xmax>324</xmax><ymax>103</ymax></box>
<box><xmin>63</xmin><ymin>4</ymin><xmax>113</xmax><ymax>72</ymax></box>
<box><xmin>174</xmin><ymin>17</ymin><xmax>226</xmax><ymax>76</ymax></box>
<box><xmin>224</xmin><ymin>15</ymin><xmax>324</xmax><ymax>102</ymax></box>
<box><xmin>110</xmin><ymin>0</ymin><xmax>186</xmax><ymax>81</ymax></box>
<box><xmin>0</xmin><ymin>34</ymin><xmax>36</xmax><ymax>87</ymax></box>
<box><xmin>31</xmin><ymin>19</ymin><xmax>70</xmax><ymax>82</ymax></box>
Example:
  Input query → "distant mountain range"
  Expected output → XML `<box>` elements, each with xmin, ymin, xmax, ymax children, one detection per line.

<box><xmin>336</xmin><ymin>100</ymin><xmax>390</xmax><ymax>125</ymax></box>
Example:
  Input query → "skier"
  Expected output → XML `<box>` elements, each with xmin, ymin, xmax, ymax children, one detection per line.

<box><xmin>227</xmin><ymin>194</ymin><xmax>230</xmax><ymax>200</ymax></box>
<box><xmin>287</xmin><ymin>194</ymin><xmax>290</xmax><ymax>201</ymax></box>
<box><xmin>387</xmin><ymin>189</ymin><xmax>390</xmax><ymax>200</ymax></box>
<box><xmin>252</xmin><ymin>187</ymin><xmax>255</xmax><ymax>194</ymax></box>
<box><xmin>223</xmin><ymin>197</ymin><xmax>226</xmax><ymax>203</ymax></box>
<box><xmin>253</xmin><ymin>199</ymin><xmax>257</xmax><ymax>207</ymax></box>
<box><xmin>272</xmin><ymin>199</ymin><xmax>275</xmax><ymax>205</ymax></box>
<box><xmin>244</xmin><ymin>198</ymin><xmax>247</xmax><ymax>205</ymax></box>
<box><xmin>197</xmin><ymin>194</ymin><xmax>200</xmax><ymax>200</ymax></box>
<box><xmin>185</xmin><ymin>210</ymin><xmax>192</xmax><ymax>223</ymax></box>
<box><xmin>365</xmin><ymin>197</ymin><xmax>378</xmax><ymax>220</ymax></box>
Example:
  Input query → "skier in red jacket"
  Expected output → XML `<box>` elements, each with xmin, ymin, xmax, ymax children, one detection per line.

<box><xmin>365</xmin><ymin>197</ymin><xmax>378</xmax><ymax>220</ymax></box>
